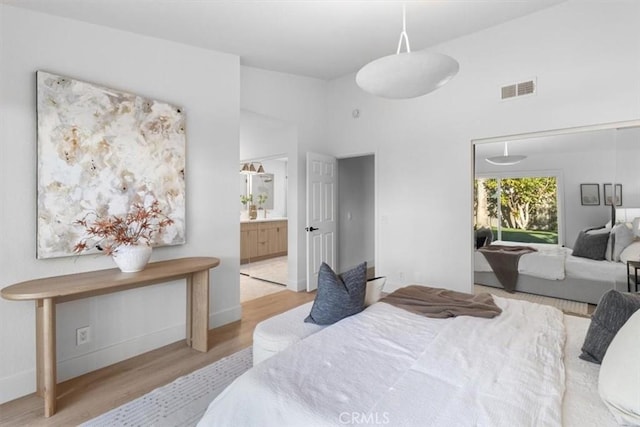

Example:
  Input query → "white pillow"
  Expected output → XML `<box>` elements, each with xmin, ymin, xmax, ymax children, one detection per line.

<box><xmin>620</xmin><ymin>241</ymin><xmax>640</xmax><ymax>264</ymax></box>
<box><xmin>610</xmin><ymin>224</ymin><xmax>635</xmax><ymax>262</ymax></box>
<box><xmin>605</xmin><ymin>232</ymin><xmax>614</xmax><ymax>262</ymax></box>
<box><xmin>598</xmin><ymin>309</ymin><xmax>640</xmax><ymax>425</ymax></box>
<box><xmin>633</xmin><ymin>217</ymin><xmax>640</xmax><ymax>238</ymax></box>
<box><xmin>364</xmin><ymin>277</ymin><xmax>386</xmax><ymax>306</ymax></box>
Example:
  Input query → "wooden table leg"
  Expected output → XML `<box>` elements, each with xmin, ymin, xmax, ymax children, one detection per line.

<box><xmin>189</xmin><ymin>270</ymin><xmax>210</xmax><ymax>352</ymax></box>
<box><xmin>36</xmin><ymin>298</ymin><xmax>57</xmax><ymax>417</ymax></box>
<box><xmin>185</xmin><ymin>277</ymin><xmax>192</xmax><ymax>347</ymax></box>
<box><xmin>35</xmin><ymin>300</ymin><xmax>44</xmax><ymax>397</ymax></box>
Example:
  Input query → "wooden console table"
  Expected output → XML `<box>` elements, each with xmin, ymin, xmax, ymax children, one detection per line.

<box><xmin>1</xmin><ymin>256</ymin><xmax>220</xmax><ymax>417</ymax></box>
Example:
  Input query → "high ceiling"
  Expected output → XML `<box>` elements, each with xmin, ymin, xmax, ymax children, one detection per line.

<box><xmin>2</xmin><ymin>0</ymin><xmax>566</xmax><ymax>80</ymax></box>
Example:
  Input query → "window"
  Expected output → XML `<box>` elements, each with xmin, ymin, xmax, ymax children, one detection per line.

<box><xmin>475</xmin><ymin>175</ymin><xmax>558</xmax><ymax>244</ymax></box>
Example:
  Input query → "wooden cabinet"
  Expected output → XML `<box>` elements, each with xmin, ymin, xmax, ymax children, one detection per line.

<box><xmin>240</xmin><ymin>222</ymin><xmax>258</xmax><ymax>262</ymax></box>
<box><xmin>241</xmin><ymin>220</ymin><xmax>287</xmax><ymax>264</ymax></box>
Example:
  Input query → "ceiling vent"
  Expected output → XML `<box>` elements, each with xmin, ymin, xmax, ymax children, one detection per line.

<box><xmin>500</xmin><ymin>78</ymin><xmax>536</xmax><ymax>100</ymax></box>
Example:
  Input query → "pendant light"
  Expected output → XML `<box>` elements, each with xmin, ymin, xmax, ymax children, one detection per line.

<box><xmin>485</xmin><ymin>142</ymin><xmax>527</xmax><ymax>166</ymax></box>
<box><xmin>356</xmin><ymin>5</ymin><xmax>459</xmax><ymax>99</ymax></box>
<box><xmin>240</xmin><ymin>162</ymin><xmax>266</xmax><ymax>174</ymax></box>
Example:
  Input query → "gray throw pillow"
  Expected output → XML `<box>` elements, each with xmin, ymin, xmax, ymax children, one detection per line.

<box><xmin>579</xmin><ymin>290</ymin><xmax>640</xmax><ymax>364</ymax></box>
<box><xmin>305</xmin><ymin>262</ymin><xmax>367</xmax><ymax>325</ymax></box>
<box><xmin>572</xmin><ymin>230</ymin><xmax>610</xmax><ymax>260</ymax></box>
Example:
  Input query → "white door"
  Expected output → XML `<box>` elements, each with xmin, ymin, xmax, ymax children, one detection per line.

<box><xmin>306</xmin><ymin>152</ymin><xmax>337</xmax><ymax>291</ymax></box>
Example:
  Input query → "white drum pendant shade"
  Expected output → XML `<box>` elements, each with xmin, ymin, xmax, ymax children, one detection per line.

<box><xmin>356</xmin><ymin>50</ymin><xmax>459</xmax><ymax>99</ymax></box>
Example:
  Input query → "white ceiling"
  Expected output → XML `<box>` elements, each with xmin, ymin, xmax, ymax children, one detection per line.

<box><xmin>1</xmin><ymin>0</ymin><xmax>566</xmax><ymax>80</ymax></box>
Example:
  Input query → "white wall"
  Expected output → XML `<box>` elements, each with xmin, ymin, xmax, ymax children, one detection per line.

<box><xmin>240</xmin><ymin>110</ymin><xmax>294</xmax><ymax>160</ymax></box>
<box><xmin>0</xmin><ymin>6</ymin><xmax>240</xmax><ymax>403</ymax></box>
<box><xmin>326</xmin><ymin>0</ymin><xmax>640</xmax><ymax>293</ymax></box>
<box><xmin>338</xmin><ymin>155</ymin><xmax>375</xmax><ymax>272</ymax></box>
<box><xmin>240</xmin><ymin>67</ymin><xmax>328</xmax><ymax>290</ymax></box>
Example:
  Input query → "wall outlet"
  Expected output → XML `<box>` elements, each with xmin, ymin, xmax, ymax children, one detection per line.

<box><xmin>76</xmin><ymin>326</ymin><xmax>91</xmax><ymax>346</ymax></box>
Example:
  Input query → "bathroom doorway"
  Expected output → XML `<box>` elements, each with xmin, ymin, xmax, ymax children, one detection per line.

<box><xmin>239</xmin><ymin>157</ymin><xmax>289</xmax><ymax>302</ymax></box>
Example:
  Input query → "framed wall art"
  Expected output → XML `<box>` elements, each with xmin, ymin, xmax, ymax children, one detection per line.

<box><xmin>604</xmin><ymin>183</ymin><xmax>622</xmax><ymax>206</ymax></box>
<box><xmin>36</xmin><ymin>71</ymin><xmax>186</xmax><ymax>258</ymax></box>
<box><xmin>580</xmin><ymin>183</ymin><xmax>600</xmax><ymax>206</ymax></box>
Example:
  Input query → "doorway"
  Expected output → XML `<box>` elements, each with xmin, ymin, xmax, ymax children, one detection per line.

<box><xmin>239</xmin><ymin>157</ymin><xmax>289</xmax><ymax>302</ymax></box>
<box><xmin>337</xmin><ymin>154</ymin><xmax>375</xmax><ymax>277</ymax></box>
<box><xmin>305</xmin><ymin>153</ymin><xmax>376</xmax><ymax>290</ymax></box>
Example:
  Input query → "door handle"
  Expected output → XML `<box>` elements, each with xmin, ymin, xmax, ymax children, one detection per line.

<box><xmin>305</xmin><ymin>226</ymin><xmax>319</xmax><ymax>232</ymax></box>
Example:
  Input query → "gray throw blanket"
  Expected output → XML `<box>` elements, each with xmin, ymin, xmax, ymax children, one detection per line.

<box><xmin>478</xmin><ymin>245</ymin><xmax>537</xmax><ymax>292</ymax></box>
<box><xmin>380</xmin><ymin>285</ymin><xmax>502</xmax><ymax>319</ymax></box>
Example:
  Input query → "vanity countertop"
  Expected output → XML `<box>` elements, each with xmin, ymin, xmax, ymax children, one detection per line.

<box><xmin>240</xmin><ymin>217</ymin><xmax>288</xmax><ymax>224</ymax></box>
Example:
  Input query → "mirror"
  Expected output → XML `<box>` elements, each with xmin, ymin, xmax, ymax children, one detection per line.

<box><xmin>250</xmin><ymin>173</ymin><xmax>275</xmax><ymax>210</ymax></box>
<box><xmin>474</xmin><ymin>123</ymin><xmax>640</xmax><ymax>248</ymax></box>
<box><xmin>239</xmin><ymin>158</ymin><xmax>288</xmax><ymax>219</ymax></box>
<box><xmin>472</xmin><ymin>120</ymin><xmax>640</xmax><ymax>305</ymax></box>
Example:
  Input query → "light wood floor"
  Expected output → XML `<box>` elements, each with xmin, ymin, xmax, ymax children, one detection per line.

<box><xmin>0</xmin><ymin>290</ymin><xmax>315</xmax><ymax>426</ymax></box>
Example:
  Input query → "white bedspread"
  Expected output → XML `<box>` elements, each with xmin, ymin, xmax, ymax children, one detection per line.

<box><xmin>475</xmin><ymin>241</ymin><xmax>567</xmax><ymax>280</ymax></box>
<box><xmin>564</xmin><ymin>251</ymin><xmax>628</xmax><ymax>284</ymax></box>
<box><xmin>198</xmin><ymin>297</ymin><xmax>567</xmax><ymax>426</ymax></box>
<box><xmin>563</xmin><ymin>315</ymin><xmax>617</xmax><ymax>427</ymax></box>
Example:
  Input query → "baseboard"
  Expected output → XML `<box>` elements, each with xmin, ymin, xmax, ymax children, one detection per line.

<box><xmin>210</xmin><ymin>304</ymin><xmax>242</xmax><ymax>328</ymax></box>
<box><xmin>288</xmin><ymin>278</ymin><xmax>307</xmax><ymax>292</ymax></box>
<box><xmin>61</xmin><ymin>304</ymin><xmax>243</xmax><ymax>381</ymax></box>
<box><xmin>0</xmin><ymin>369</ymin><xmax>35</xmax><ymax>405</ymax></box>
<box><xmin>0</xmin><ymin>306</ymin><xmax>243</xmax><ymax>405</ymax></box>
<box><xmin>57</xmin><ymin>323</ymin><xmax>187</xmax><ymax>382</ymax></box>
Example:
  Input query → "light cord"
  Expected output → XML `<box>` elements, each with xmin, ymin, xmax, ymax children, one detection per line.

<box><xmin>396</xmin><ymin>4</ymin><xmax>411</xmax><ymax>54</ymax></box>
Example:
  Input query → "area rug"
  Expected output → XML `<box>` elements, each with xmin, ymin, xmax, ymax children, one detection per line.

<box><xmin>475</xmin><ymin>284</ymin><xmax>589</xmax><ymax>315</ymax></box>
<box><xmin>81</xmin><ymin>347</ymin><xmax>252</xmax><ymax>427</ymax></box>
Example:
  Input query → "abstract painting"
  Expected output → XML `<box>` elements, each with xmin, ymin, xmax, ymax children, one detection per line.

<box><xmin>37</xmin><ymin>71</ymin><xmax>186</xmax><ymax>258</ymax></box>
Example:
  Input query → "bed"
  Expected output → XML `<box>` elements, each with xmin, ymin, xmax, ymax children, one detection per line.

<box><xmin>475</xmin><ymin>208</ymin><xmax>640</xmax><ymax>304</ymax></box>
<box><xmin>474</xmin><ymin>241</ymin><xmax>628</xmax><ymax>304</ymax></box>
<box><xmin>197</xmin><ymin>296</ymin><xmax>618</xmax><ymax>426</ymax></box>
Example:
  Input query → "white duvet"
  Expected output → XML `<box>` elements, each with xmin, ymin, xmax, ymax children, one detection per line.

<box><xmin>475</xmin><ymin>240</ymin><xmax>568</xmax><ymax>280</ymax></box>
<box><xmin>198</xmin><ymin>297</ymin><xmax>567</xmax><ymax>427</ymax></box>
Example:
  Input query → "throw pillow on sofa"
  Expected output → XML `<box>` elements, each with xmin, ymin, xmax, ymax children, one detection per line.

<box><xmin>305</xmin><ymin>262</ymin><xmax>367</xmax><ymax>325</ymax></box>
<box><xmin>572</xmin><ymin>229</ymin><xmax>610</xmax><ymax>260</ymax></box>
<box><xmin>609</xmin><ymin>223</ymin><xmax>635</xmax><ymax>261</ymax></box>
<box><xmin>579</xmin><ymin>290</ymin><xmax>640</xmax><ymax>364</ymax></box>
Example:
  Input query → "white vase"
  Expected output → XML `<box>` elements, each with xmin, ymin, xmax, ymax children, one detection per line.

<box><xmin>112</xmin><ymin>244</ymin><xmax>152</xmax><ymax>273</ymax></box>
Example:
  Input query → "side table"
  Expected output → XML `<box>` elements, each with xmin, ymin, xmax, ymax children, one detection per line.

<box><xmin>1</xmin><ymin>257</ymin><xmax>220</xmax><ymax>418</ymax></box>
